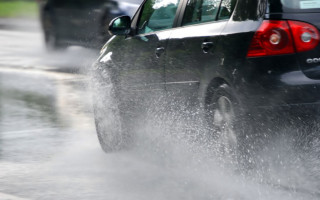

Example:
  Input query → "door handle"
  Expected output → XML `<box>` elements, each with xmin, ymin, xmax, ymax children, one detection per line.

<box><xmin>155</xmin><ymin>47</ymin><xmax>165</xmax><ymax>58</ymax></box>
<box><xmin>201</xmin><ymin>42</ymin><xmax>214</xmax><ymax>53</ymax></box>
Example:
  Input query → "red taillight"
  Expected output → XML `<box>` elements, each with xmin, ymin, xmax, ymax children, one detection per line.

<box><xmin>247</xmin><ymin>20</ymin><xmax>295</xmax><ymax>57</ymax></box>
<box><xmin>247</xmin><ymin>20</ymin><xmax>320</xmax><ymax>58</ymax></box>
<box><xmin>288</xmin><ymin>20</ymin><xmax>320</xmax><ymax>53</ymax></box>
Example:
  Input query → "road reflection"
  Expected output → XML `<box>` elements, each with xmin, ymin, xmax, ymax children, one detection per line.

<box><xmin>0</xmin><ymin>68</ymin><xmax>94</xmax><ymax>164</ymax></box>
<box><xmin>0</xmin><ymin>29</ymin><xmax>98</xmax><ymax>74</ymax></box>
<box><xmin>0</xmin><ymin>67</ymin><xmax>319</xmax><ymax>200</ymax></box>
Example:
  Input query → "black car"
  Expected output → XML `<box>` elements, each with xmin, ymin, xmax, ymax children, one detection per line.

<box><xmin>38</xmin><ymin>0</ymin><xmax>141</xmax><ymax>49</ymax></box>
<box><xmin>92</xmin><ymin>0</ymin><xmax>320</xmax><ymax>154</ymax></box>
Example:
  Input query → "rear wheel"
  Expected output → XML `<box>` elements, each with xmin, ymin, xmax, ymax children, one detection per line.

<box><xmin>206</xmin><ymin>84</ymin><xmax>247</xmax><ymax>162</ymax></box>
<box><xmin>43</xmin><ymin>16</ymin><xmax>66</xmax><ymax>51</ymax></box>
<box><xmin>45</xmin><ymin>30</ymin><xmax>67</xmax><ymax>51</ymax></box>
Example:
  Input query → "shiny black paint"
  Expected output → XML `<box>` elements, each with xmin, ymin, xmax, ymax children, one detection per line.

<box><xmin>165</xmin><ymin>21</ymin><xmax>228</xmax><ymax>106</ymax></box>
<box><xmin>265</xmin><ymin>12</ymin><xmax>320</xmax><ymax>80</ymax></box>
<box><xmin>95</xmin><ymin>0</ymin><xmax>320</xmax><ymax>117</ymax></box>
<box><xmin>267</xmin><ymin>0</ymin><xmax>320</xmax><ymax>13</ymax></box>
<box><xmin>108</xmin><ymin>16</ymin><xmax>131</xmax><ymax>35</ymax></box>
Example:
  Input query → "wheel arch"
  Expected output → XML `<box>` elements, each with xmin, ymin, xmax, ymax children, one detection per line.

<box><xmin>203</xmin><ymin>76</ymin><xmax>246</xmax><ymax>116</ymax></box>
<box><xmin>204</xmin><ymin>77</ymin><xmax>229</xmax><ymax>106</ymax></box>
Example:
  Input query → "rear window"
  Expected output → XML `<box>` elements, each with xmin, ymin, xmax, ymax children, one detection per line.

<box><xmin>269</xmin><ymin>0</ymin><xmax>320</xmax><ymax>13</ymax></box>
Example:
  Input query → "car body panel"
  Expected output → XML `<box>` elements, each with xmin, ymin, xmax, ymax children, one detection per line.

<box><xmin>95</xmin><ymin>0</ymin><xmax>320</xmax><ymax>117</ymax></box>
<box><xmin>165</xmin><ymin>21</ymin><xmax>228</xmax><ymax>106</ymax></box>
<box><xmin>265</xmin><ymin>12</ymin><xmax>320</xmax><ymax>80</ymax></box>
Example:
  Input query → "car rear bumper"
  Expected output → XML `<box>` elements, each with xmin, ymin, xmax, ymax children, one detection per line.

<box><xmin>239</xmin><ymin>55</ymin><xmax>320</xmax><ymax>115</ymax></box>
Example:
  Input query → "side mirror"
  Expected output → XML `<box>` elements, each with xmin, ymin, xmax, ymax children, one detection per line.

<box><xmin>108</xmin><ymin>16</ymin><xmax>131</xmax><ymax>35</ymax></box>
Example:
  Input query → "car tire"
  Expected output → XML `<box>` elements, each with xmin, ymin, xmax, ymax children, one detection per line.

<box><xmin>205</xmin><ymin>83</ymin><xmax>249</xmax><ymax>163</ymax></box>
<box><xmin>92</xmin><ymin>73</ymin><xmax>130</xmax><ymax>153</ymax></box>
<box><xmin>43</xmin><ymin>16</ymin><xmax>66</xmax><ymax>51</ymax></box>
<box><xmin>44</xmin><ymin>30</ymin><xmax>67</xmax><ymax>51</ymax></box>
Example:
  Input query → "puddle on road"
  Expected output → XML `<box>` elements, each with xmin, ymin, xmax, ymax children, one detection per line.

<box><xmin>0</xmin><ymin>68</ymin><xmax>319</xmax><ymax>200</ymax></box>
<box><xmin>0</xmin><ymin>29</ymin><xmax>98</xmax><ymax>73</ymax></box>
<box><xmin>0</xmin><ymin>69</ymin><xmax>93</xmax><ymax>162</ymax></box>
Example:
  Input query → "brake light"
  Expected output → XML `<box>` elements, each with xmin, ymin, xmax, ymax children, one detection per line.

<box><xmin>288</xmin><ymin>20</ymin><xmax>320</xmax><ymax>53</ymax></box>
<box><xmin>247</xmin><ymin>20</ymin><xmax>320</xmax><ymax>57</ymax></box>
<box><xmin>247</xmin><ymin>20</ymin><xmax>295</xmax><ymax>57</ymax></box>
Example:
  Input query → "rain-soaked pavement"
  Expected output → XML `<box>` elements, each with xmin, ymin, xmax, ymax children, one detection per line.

<box><xmin>0</xmin><ymin>20</ymin><xmax>320</xmax><ymax>200</ymax></box>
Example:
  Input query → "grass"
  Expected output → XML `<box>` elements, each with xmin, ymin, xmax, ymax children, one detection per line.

<box><xmin>0</xmin><ymin>0</ymin><xmax>38</xmax><ymax>18</ymax></box>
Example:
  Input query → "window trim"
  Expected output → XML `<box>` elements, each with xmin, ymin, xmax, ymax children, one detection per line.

<box><xmin>177</xmin><ymin>0</ymin><xmax>223</xmax><ymax>27</ymax></box>
<box><xmin>130</xmin><ymin>0</ymin><xmax>146</xmax><ymax>35</ymax></box>
<box><xmin>217</xmin><ymin>0</ymin><xmax>237</xmax><ymax>20</ymax></box>
<box><xmin>130</xmin><ymin>0</ymin><xmax>236</xmax><ymax>36</ymax></box>
<box><xmin>177</xmin><ymin>0</ymin><xmax>238</xmax><ymax>27</ymax></box>
<box><xmin>132</xmin><ymin>0</ymin><xmax>185</xmax><ymax>36</ymax></box>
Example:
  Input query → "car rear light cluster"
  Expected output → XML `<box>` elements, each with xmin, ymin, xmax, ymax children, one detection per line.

<box><xmin>247</xmin><ymin>20</ymin><xmax>320</xmax><ymax>57</ymax></box>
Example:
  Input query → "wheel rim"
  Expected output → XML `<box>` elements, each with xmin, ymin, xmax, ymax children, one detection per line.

<box><xmin>213</xmin><ymin>95</ymin><xmax>237</xmax><ymax>152</ymax></box>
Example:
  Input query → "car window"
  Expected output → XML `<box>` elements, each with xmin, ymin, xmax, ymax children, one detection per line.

<box><xmin>217</xmin><ymin>0</ymin><xmax>236</xmax><ymax>20</ymax></box>
<box><xmin>182</xmin><ymin>0</ymin><xmax>221</xmax><ymax>26</ymax></box>
<box><xmin>269</xmin><ymin>0</ymin><xmax>320</xmax><ymax>13</ymax></box>
<box><xmin>137</xmin><ymin>0</ymin><xmax>180</xmax><ymax>34</ymax></box>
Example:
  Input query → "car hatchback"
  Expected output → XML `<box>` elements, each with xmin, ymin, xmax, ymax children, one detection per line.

<box><xmin>92</xmin><ymin>0</ymin><xmax>320</xmax><ymax>153</ymax></box>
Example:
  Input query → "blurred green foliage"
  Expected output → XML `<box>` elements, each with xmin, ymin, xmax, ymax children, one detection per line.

<box><xmin>0</xmin><ymin>0</ymin><xmax>38</xmax><ymax>18</ymax></box>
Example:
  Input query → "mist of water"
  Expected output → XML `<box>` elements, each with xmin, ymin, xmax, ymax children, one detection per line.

<box><xmin>85</xmin><ymin>70</ymin><xmax>320</xmax><ymax>200</ymax></box>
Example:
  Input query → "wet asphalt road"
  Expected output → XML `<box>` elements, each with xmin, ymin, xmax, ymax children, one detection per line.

<box><xmin>0</xmin><ymin>20</ymin><xmax>320</xmax><ymax>200</ymax></box>
<box><xmin>0</xmin><ymin>23</ymin><xmax>98</xmax><ymax>74</ymax></box>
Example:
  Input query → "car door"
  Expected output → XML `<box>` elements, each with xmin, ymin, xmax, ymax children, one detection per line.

<box><xmin>110</xmin><ymin>0</ymin><xmax>182</xmax><ymax>113</ymax></box>
<box><xmin>164</xmin><ymin>0</ymin><xmax>235</xmax><ymax>108</ymax></box>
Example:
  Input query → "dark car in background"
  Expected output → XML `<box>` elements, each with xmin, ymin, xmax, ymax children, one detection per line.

<box><xmin>92</xmin><ymin>0</ymin><xmax>320</xmax><ymax>155</ymax></box>
<box><xmin>38</xmin><ymin>0</ymin><xmax>141</xmax><ymax>49</ymax></box>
